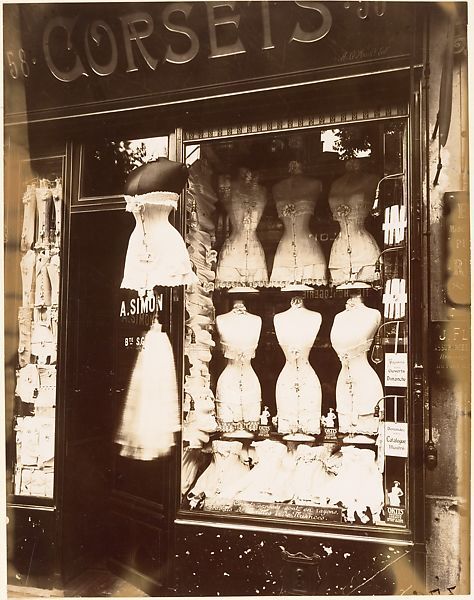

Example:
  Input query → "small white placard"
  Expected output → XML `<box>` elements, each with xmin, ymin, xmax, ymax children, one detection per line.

<box><xmin>385</xmin><ymin>353</ymin><xmax>408</xmax><ymax>387</ymax></box>
<box><xmin>384</xmin><ymin>422</ymin><xmax>409</xmax><ymax>457</ymax></box>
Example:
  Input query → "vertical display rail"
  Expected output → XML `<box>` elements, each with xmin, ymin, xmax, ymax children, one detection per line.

<box><xmin>408</xmin><ymin>68</ymin><xmax>427</xmax><ymax>584</ymax></box>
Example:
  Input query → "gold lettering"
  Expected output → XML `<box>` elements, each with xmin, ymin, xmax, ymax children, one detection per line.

<box><xmin>290</xmin><ymin>1</ymin><xmax>332</xmax><ymax>43</ymax></box>
<box><xmin>43</xmin><ymin>16</ymin><xmax>88</xmax><ymax>82</ymax></box>
<box><xmin>163</xmin><ymin>3</ymin><xmax>199</xmax><ymax>64</ymax></box>
<box><xmin>119</xmin><ymin>12</ymin><xmax>158</xmax><ymax>72</ymax></box>
<box><xmin>206</xmin><ymin>1</ymin><xmax>246</xmax><ymax>59</ymax></box>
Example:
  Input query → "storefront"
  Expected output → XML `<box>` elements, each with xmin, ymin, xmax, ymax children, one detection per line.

<box><xmin>4</xmin><ymin>2</ymin><xmax>470</xmax><ymax>596</ymax></box>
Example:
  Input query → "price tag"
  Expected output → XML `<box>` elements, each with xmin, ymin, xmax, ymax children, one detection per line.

<box><xmin>384</xmin><ymin>422</ymin><xmax>408</xmax><ymax>457</ymax></box>
<box><xmin>384</xmin><ymin>352</ymin><xmax>408</xmax><ymax>387</ymax></box>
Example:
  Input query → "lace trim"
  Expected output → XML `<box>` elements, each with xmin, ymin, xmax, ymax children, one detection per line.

<box><xmin>124</xmin><ymin>191</ymin><xmax>179</xmax><ymax>212</ymax></box>
<box><xmin>337</xmin><ymin>338</ymin><xmax>373</xmax><ymax>362</ymax></box>
<box><xmin>221</xmin><ymin>341</ymin><xmax>256</xmax><ymax>361</ymax></box>
<box><xmin>267</xmin><ymin>277</ymin><xmax>327</xmax><ymax>287</ymax></box>
<box><xmin>215</xmin><ymin>280</ymin><xmax>268</xmax><ymax>289</ymax></box>
<box><xmin>216</xmin><ymin>419</ymin><xmax>259</xmax><ymax>433</ymax></box>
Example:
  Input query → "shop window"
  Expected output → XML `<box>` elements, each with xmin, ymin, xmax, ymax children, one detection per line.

<box><xmin>6</xmin><ymin>155</ymin><xmax>64</xmax><ymax>499</ymax></box>
<box><xmin>179</xmin><ymin>119</ymin><xmax>410</xmax><ymax>532</ymax></box>
<box><xmin>80</xmin><ymin>135</ymin><xmax>169</xmax><ymax>199</ymax></box>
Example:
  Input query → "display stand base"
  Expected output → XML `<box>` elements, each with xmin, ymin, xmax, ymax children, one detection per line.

<box><xmin>342</xmin><ymin>433</ymin><xmax>376</xmax><ymax>444</ymax></box>
<box><xmin>227</xmin><ymin>286</ymin><xmax>259</xmax><ymax>294</ymax></box>
<box><xmin>222</xmin><ymin>430</ymin><xmax>255</xmax><ymax>440</ymax></box>
<box><xmin>283</xmin><ymin>433</ymin><xmax>316</xmax><ymax>442</ymax></box>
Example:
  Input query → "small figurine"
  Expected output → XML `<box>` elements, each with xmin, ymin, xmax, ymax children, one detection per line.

<box><xmin>387</xmin><ymin>480</ymin><xmax>404</xmax><ymax>507</ymax></box>
<box><xmin>260</xmin><ymin>406</ymin><xmax>271</xmax><ymax>426</ymax></box>
<box><xmin>321</xmin><ymin>407</ymin><xmax>337</xmax><ymax>429</ymax></box>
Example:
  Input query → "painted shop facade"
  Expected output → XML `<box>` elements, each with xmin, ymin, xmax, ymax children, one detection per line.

<box><xmin>3</xmin><ymin>2</ymin><xmax>470</xmax><ymax>596</ymax></box>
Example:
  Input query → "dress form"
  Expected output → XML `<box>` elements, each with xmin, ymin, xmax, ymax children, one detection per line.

<box><xmin>330</xmin><ymin>294</ymin><xmax>382</xmax><ymax>441</ymax></box>
<box><xmin>215</xmin><ymin>168</ymin><xmax>268</xmax><ymax>290</ymax></box>
<box><xmin>215</xmin><ymin>300</ymin><xmax>262</xmax><ymax>437</ymax></box>
<box><xmin>21</xmin><ymin>185</ymin><xmax>37</xmax><ymax>252</ymax></box>
<box><xmin>328</xmin><ymin>160</ymin><xmax>381</xmax><ymax>285</ymax></box>
<box><xmin>274</xmin><ymin>296</ymin><xmax>322</xmax><ymax>439</ymax></box>
<box><xmin>35</xmin><ymin>181</ymin><xmax>52</xmax><ymax>247</ymax></box>
<box><xmin>270</xmin><ymin>161</ymin><xmax>327</xmax><ymax>287</ymax></box>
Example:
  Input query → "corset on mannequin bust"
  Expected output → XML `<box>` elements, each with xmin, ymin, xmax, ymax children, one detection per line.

<box><xmin>121</xmin><ymin>192</ymin><xmax>198</xmax><ymax>292</ymax></box>
<box><xmin>330</xmin><ymin>294</ymin><xmax>382</xmax><ymax>437</ymax></box>
<box><xmin>35</xmin><ymin>182</ymin><xmax>52</xmax><ymax>247</ymax></box>
<box><xmin>215</xmin><ymin>300</ymin><xmax>262</xmax><ymax>434</ymax></box>
<box><xmin>328</xmin><ymin>160</ymin><xmax>381</xmax><ymax>285</ymax></box>
<box><xmin>215</xmin><ymin>168</ymin><xmax>268</xmax><ymax>288</ymax></box>
<box><xmin>21</xmin><ymin>185</ymin><xmax>37</xmax><ymax>252</ymax></box>
<box><xmin>270</xmin><ymin>162</ymin><xmax>327</xmax><ymax>287</ymax></box>
<box><xmin>274</xmin><ymin>297</ymin><xmax>322</xmax><ymax>437</ymax></box>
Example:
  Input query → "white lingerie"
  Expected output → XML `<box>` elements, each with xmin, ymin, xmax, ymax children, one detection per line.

<box><xmin>121</xmin><ymin>192</ymin><xmax>198</xmax><ymax>292</ymax></box>
<box><xmin>20</xmin><ymin>250</ymin><xmax>36</xmax><ymax>308</ymax></box>
<box><xmin>15</xmin><ymin>364</ymin><xmax>40</xmax><ymax>404</ymax></box>
<box><xmin>276</xmin><ymin>343</ymin><xmax>321</xmax><ymax>435</ymax></box>
<box><xmin>215</xmin><ymin>341</ymin><xmax>261</xmax><ymax>433</ymax></box>
<box><xmin>21</xmin><ymin>185</ymin><xmax>37</xmax><ymax>252</ymax></box>
<box><xmin>35</xmin><ymin>186</ymin><xmax>52</xmax><ymax>247</ymax></box>
<box><xmin>188</xmin><ymin>440</ymin><xmax>250</xmax><ymax>500</ymax></box>
<box><xmin>270</xmin><ymin>198</ymin><xmax>327</xmax><ymax>287</ymax></box>
<box><xmin>329</xmin><ymin>194</ymin><xmax>381</xmax><ymax>285</ymax></box>
<box><xmin>215</xmin><ymin>181</ymin><xmax>268</xmax><ymax>288</ymax></box>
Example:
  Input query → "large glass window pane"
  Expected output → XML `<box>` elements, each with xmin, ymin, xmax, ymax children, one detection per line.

<box><xmin>180</xmin><ymin>120</ymin><xmax>409</xmax><ymax>530</ymax></box>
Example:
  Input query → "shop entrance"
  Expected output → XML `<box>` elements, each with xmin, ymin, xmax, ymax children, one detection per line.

<box><xmin>64</xmin><ymin>208</ymin><xmax>174</xmax><ymax>593</ymax></box>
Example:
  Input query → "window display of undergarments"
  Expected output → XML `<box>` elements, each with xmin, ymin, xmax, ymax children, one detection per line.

<box><xmin>215</xmin><ymin>300</ymin><xmax>262</xmax><ymax>436</ymax></box>
<box><xmin>12</xmin><ymin>166</ymin><xmax>63</xmax><ymax>499</ymax></box>
<box><xmin>270</xmin><ymin>161</ymin><xmax>327</xmax><ymax>287</ymax></box>
<box><xmin>330</xmin><ymin>293</ymin><xmax>383</xmax><ymax>439</ymax></box>
<box><xmin>328</xmin><ymin>159</ymin><xmax>381</xmax><ymax>285</ymax></box>
<box><xmin>274</xmin><ymin>296</ymin><xmax>322</xmax><ymax>438</ymax></box>
<box><xmin>215</xmin><ymin>168</ymin><xmax>268</xmax><ymax>289</ymax></box>
<box><xmin>120</xmin><ymin>157</ymin><xmax>198</xmax><ymax>292</ymax></box>
<box><xmin>181</xmin><ymin>122</ymin><xmax>410</xmax><ymax>529</ymax></box>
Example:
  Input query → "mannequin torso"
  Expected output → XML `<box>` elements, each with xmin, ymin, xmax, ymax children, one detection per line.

<box><xmin>274</xmin><ymin>298</ymin><xmax>322</xmax><ymax>436</ymax></box>
<box><xmin>215</xmin><ymin>301</ymin><xmax>262</xmax><ymax>434</ymax></box>
<box><xmin>215</xmin><ymin>169</ymin><xmax>268</xmax><ymax>288</ymax></box>
<box><xmin>330</xmin><ymin>295</ymin><xmax>383</xmax><ymax>436</ymax></box>
<box><xmin>328</xmin><ymin>162</ymin><xmax>380</xmax><ymax>284</ymax></box>
<box><xmin>270</xmin><ymin>168</ymin><xmax>327</xmax><ymax>286</ymax></box>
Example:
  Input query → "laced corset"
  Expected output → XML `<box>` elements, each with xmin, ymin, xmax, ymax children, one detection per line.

<box><xmin>280</xmin><ymin>343</ymin><xmax>313</xmax><ymax>364</ymax></box>
<box><xmin>121</xmin><ymin>192</ymin><xmax>198</xmax><ymax>290</ymax></box>
<box><xmin>329</xmin><ymin>192</ymin><xmax>371</xmax><ymax>230</ymax></box>
<box><xmin>215</xmin><ymin>181</ymin><xmax>268</xmax><ymax>288</ymax></box>
<box><xmin>335</xmin><ymin>338</ymin><xmax>373</xmax><ymax>364</ymax></box>
<box><xmin>270</xmin><ymin>197</ymin><xmax>326</xmax><ymax>286</ymax></box>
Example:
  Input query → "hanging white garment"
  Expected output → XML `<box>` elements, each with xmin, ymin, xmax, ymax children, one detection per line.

<box><xmin>121</xmin><ymin>192</ymin><xmax>198</xmax><ymax>292</ymax></box>
<box><xmin>116</xmin><ymin>321</ymin><xmax>180</xmax><ymax>460</ymax></box>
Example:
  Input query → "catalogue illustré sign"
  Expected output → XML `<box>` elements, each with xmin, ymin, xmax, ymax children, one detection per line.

<box><xmin>4</xmin><ymin>1</ymin><xmax>416</xmax><ymax>121</ymax></box>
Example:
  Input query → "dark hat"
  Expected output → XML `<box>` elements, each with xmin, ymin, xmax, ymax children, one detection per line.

<box><xmin>124</xmin><ymin>157</ymin><xmax>188</xmax><ymax>196</ymax></box>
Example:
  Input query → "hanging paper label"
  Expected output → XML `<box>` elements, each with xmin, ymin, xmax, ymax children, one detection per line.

<box><xmin>385</xmin><ymin>352</ymin><xmax>408</xmax><ymax>387</ymax></box>
<box><xmin>384</xmin><ymin>422</ymin><xmax>409</xmax><ymax>457</ymax></box>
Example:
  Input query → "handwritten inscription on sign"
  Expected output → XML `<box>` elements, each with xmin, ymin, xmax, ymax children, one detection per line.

<box><xmin>384</xmin><ymin>352</ymin><xmax>408</xmax><ymax>387</ymax></box>
<box><xmin>204</xmin><ymin>498</ymin><xmax>342</xmax><ymax>522</ymax></box>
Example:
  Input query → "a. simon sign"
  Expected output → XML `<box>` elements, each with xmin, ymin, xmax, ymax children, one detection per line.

<box><xmin>4</xmin><ymin>1</ymin><xmax>417</xmax><ymax>122</ymax></box>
